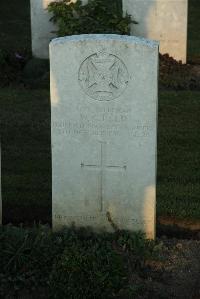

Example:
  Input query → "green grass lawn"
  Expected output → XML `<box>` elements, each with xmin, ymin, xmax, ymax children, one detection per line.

<box><xmin>188</xmin><ymin>0</ymin><xmax>200</xmax><ymax>63</ymax></box>
<box><xmin>0</xmin><ymin>0</ymin><xmax>31</xmax><ymax>53</ymax></box>
<box><xmin>0</xmin><ymin>88</ymin><xmax>200</xmax><ymax>223</ymax></box>
<box><xmin>0</xmin><ymin>2</ymin><xmax>200</xmax><ymax>299</ymax></box>
<box><xmin>0</xmin><ymin>225</ymin><xmax>165</xmax><ymax>299</ymax></box>
<box><xmin>0</xmin><ymin>88</ymin><xmax>51</xmax><ymax>223</ymax></box>
<box><xmin>157</xmin><ymin>91</ymin><xmax>200</xmax><ymax>219</ymax></box>
<box><xmin>0</xmin><ymin>0</ymin><xmax>200</xmax><ymax>223</ymax></box>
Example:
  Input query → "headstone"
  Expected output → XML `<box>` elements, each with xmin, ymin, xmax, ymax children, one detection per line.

<box><xmin>50</xmin><ymin>34</ymin><xmax>158</xmax><ymax>239</ymax></box>
<box><xmin>30</xmin><ymin>0</ymin><xmax>88</xmax><ymax>59</ymax></box>
<box><xmin>123</xmin><ymin>0</ymin><xmax>188</xmax><ymax>63</ymax></box>
<box><xmin>30</xmin><ymin>0</ymin><xmax>57</xmax><ymax>59</ymax></box>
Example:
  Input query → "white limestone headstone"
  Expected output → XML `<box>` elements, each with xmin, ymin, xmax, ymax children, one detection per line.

<box><xmin>30</xmin><ymin>0</ymin><xmax>88</xmax><ymax>59</ymax></box>
<box><xmin>123</xmin><ymin>0</ymin><xmax>188</xmax><ymax>63</ymax></box>
<box><xmin>50</xmin><ymin>34</ymin><xmax>158</xmax><ymax>239</ymax></box>
<box><xmin>30</xmin><ymin>0</ymin><xmax>57</xmax><ymax>59</ymax></box>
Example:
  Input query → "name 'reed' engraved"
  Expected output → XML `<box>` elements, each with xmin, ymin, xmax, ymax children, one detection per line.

<box><xmin>78</xmin><ymin>52</ymin><xmax>129</xmax><ymax>101</ymax></box>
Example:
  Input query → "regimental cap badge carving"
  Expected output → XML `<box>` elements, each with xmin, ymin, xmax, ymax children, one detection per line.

<box><xmin>78</xmin><ymin>51</ymin><xmax>129</xmax><ymax>101</ymax></box>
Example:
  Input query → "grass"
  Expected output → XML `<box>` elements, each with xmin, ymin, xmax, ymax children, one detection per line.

<box><xmin>188</xmin><ymin>0</ymin><xmax>200</xmax><ymax>63</ymax></box>
<box><xmin>0</xmin><ymin>0</ymin><xmax>199</xmax><ymax>223</ymax></box>
<box><xmin>0</xmin><ymin>0</ymin><xmax>31</xmax><ymax>53</ymax></box>
<box><xmin>0</xmin><ymin>88</ymin><xmax>200</xmax><ymax>222</ymax></box>
<box><xmin>0</xmin><ymin>2</ymin><xmax>200</xmax><ymax>298</ymax></box>
<box><xmin>0</xmin><ymin>88</ymin><xmax>51</xmax><ymax>223</ymax></box>
<box><xmin>157</xmin><ymin>91</ymin><xmax>200</xmax><ymax>219</ymax></box>
<box><xmin>0</xmin><ymin>225</ymin><xmax>156</xmax><ymax>298</ymax></box>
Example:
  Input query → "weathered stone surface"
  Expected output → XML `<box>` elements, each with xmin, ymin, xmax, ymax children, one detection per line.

<box><xmin>50</xmin><ymin>34</ymin><xmax>158</xmax><ymax>239</ymax></box>
<box><xmin>123</xmin><ymin>0</ymin><xmax>188</xmax><ymax>63</ymax></box>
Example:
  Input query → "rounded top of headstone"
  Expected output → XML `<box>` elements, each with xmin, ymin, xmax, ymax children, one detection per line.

<box><xmin>50</xmin><ymin>34</ymin><xmax>159</xmax><ymax>49</ymax></box>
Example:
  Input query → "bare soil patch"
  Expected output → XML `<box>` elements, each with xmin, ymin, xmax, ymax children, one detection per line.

<box><xmin>137</xmin><ymin>238</ymin><xmax>200</xmax><ymax>299</ymax></box>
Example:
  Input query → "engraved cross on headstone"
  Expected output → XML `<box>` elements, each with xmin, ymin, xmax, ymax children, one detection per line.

<box><xmin>81</xmin><ymin>142</ymin><xmax>126</xmax><ymax>212</ymax></box>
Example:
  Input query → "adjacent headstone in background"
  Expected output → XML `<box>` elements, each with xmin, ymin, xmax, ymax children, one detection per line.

<box><xmin>123</xmin><ymin>0</ymin><xmax>188</xmax><ymax>63</ymax></box>
<box><xmin>30</xmin><ymin>0</ymin><xmax>88</xmax><ymax>59</ymax></box>
<box><xmin>50</xmin><ymin>34</ymin><xmax>158</xmax><ymax>239</ymax></box>
<box><xmin>30</xmin><ymin>0</ymin><xmax>57</xmax><ymax>59</ymax></box>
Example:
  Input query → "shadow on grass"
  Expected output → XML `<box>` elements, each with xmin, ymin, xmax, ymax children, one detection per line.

<box><xmin>0</xmin><ymin>88</ymin><xmax>200</xmax><ymax>224</ymax></box>
<box><xmin>188</xmin><ymin>0</ymin><xmax>200</xmax><ymax>63</ymax></box>
<box><xmin>0</xmin><ymin>88</ymin><xmax>51</xmax><ymax>224</ymax></box>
